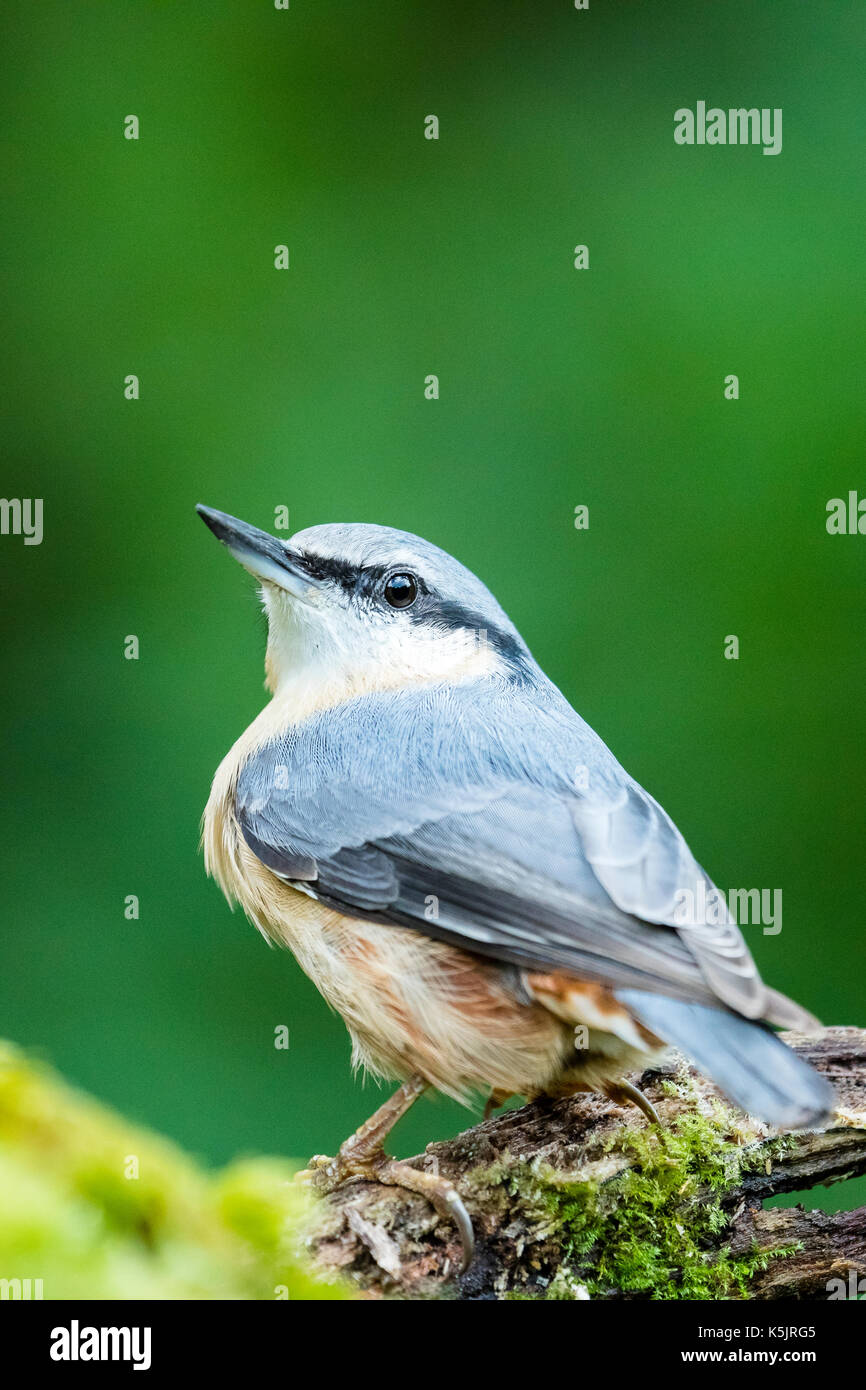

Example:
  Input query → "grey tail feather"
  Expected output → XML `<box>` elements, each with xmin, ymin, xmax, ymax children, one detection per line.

<box><xmin>762</xmin><ymin>986</ymin><xmax>823</xmax><ymax>1033</ymax></box>
<box><xmin>617</xmin><ymin>989</ymin><xmax>834</xmax><ymax>1130</ymax></box>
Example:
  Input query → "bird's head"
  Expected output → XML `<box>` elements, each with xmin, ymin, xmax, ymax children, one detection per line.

<box><xmin>196</xmin><ymin>506</ymin><xmax>531</xmax><ymax>701</ymax></box>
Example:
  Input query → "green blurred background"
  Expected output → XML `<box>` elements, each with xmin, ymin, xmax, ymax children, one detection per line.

<box><xmin>1</xmin><ymin>1</ymin><xmax>863</xmax><ymax>1212</ymax></box>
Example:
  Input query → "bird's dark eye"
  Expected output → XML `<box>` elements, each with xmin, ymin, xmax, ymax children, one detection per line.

<box><xmin>383</xmin><ymin>572</ymin><xmax>418</xmax><ymax>609</ymax></box>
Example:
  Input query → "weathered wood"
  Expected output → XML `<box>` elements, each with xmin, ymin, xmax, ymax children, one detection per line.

<box><xmin>727</xmin><ymin>1206</ymin><xmax>866</xmax><ymax>1299</ymax></box>
<box><xmin>306</xmin><ymin>1026</ymin><xmax>866</xmax><ymax>1300</ymax></box>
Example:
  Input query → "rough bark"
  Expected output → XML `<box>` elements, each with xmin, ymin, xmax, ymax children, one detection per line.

<box><xmin>306</xmin><ymin>1026</ymin><xmax>866</xmax><ymax>1300</ymax></box>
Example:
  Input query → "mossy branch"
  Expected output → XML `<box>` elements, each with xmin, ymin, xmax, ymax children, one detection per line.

<box><xmin>307</xmin><ymin>1027</ymin><xmax>866</xmax><ymax>1300</ymax></box>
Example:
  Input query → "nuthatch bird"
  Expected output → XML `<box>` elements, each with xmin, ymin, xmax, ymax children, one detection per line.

<box><xmin>197</xmin><ymin>505</ymin><xmax>833</xmax><ymax>1271</ymax></box>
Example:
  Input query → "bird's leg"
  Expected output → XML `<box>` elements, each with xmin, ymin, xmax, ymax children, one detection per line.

<box><xmin>298</xmin><ymin>1073</ymin><xmax>475</xmax><ymax>1272</ymax></box>
<box><xmin>483</xmin><ymin>1087</ymin><xmax>515</xmax><ymax>1120</ymax></box>
<box><xmin>302</xmin><ymin>1074</ymin><xmax>429</xmax><ymax>1183</ymax></box>
<box><xmin>602</xmin><ymin>1077</ymin><xmax>661</xmax><ymax>1126</ymax></box>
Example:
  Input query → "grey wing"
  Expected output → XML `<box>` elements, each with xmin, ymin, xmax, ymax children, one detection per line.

<box><xmin>570</xmin><ymin>781</ymin><xmax>767</xmax><ymax>1016</ymax></box>
<box><xmin>236</xmin><ymin>680</ymin><xmax>769</xmax><ymax>1018</ymax></box>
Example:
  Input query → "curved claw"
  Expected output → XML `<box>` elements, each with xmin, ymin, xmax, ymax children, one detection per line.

<box><xmin>443</xmin><ymin>1185</ymin><xmax>475</xmax><ymax>1273</ymax></box>
<box><xmin>604</xmin><ymin>1078</ymin><xmax>661</xmax><ymax>1127</ymax></box>
<box><xmin>368</xmin><ymin>1156</ymin><xmax>476</xmax><ymax>1275</ymax></box>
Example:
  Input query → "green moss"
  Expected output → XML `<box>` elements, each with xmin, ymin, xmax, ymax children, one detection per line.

<box><xmin>494</xmin><ymin>1087</ymin><xmax>800</xmax><ymax>1301</ymax></box>
<box><xmin>0</xmin><ymin>1042</ymin><xmax>349</xmax><ymax>1300</ymax></box>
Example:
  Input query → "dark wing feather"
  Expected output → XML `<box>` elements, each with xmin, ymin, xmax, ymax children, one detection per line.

<box><xmin>236</xmin><ymin>679</ymin><xmax>769</xmax><ymax>1016</ymax></box>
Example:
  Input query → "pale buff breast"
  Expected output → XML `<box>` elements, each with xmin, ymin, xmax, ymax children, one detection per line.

<box><xmin>205</xmin><ymin>779</ymin><xmax>569</xmax><ymax>1099</ymax></box>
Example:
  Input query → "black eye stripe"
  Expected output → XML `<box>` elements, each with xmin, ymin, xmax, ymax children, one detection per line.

<box><xmin>295</xmin><ymin>552</ymin><xmax>425</xmax><ymax>601</ymax></box>
<box><xmin>292</xmin><ymin>551</ymin><xmax>359</xmax><ymax>587</ymax></box>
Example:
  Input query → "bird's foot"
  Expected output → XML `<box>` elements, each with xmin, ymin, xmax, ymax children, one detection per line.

<box><xmin>298</xmin><ymin>1145</ymin><xmax>475</xmax><ymax>1273</ymax></box>
<box><xmin>296</xmin><ymin>1075</ymin><xmax>473</xmax><ymax>1272</ymax></box>
<box><xmin>296</xmin><ymin>1153</ymin><xmax>341</xmax><ymax>1185</ymax></box>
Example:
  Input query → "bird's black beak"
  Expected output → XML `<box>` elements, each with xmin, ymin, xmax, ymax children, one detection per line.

<box><xmin>196</xmin><ymin>505</ymin><xmax>321</xmax><ymax>600</ymax></box>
